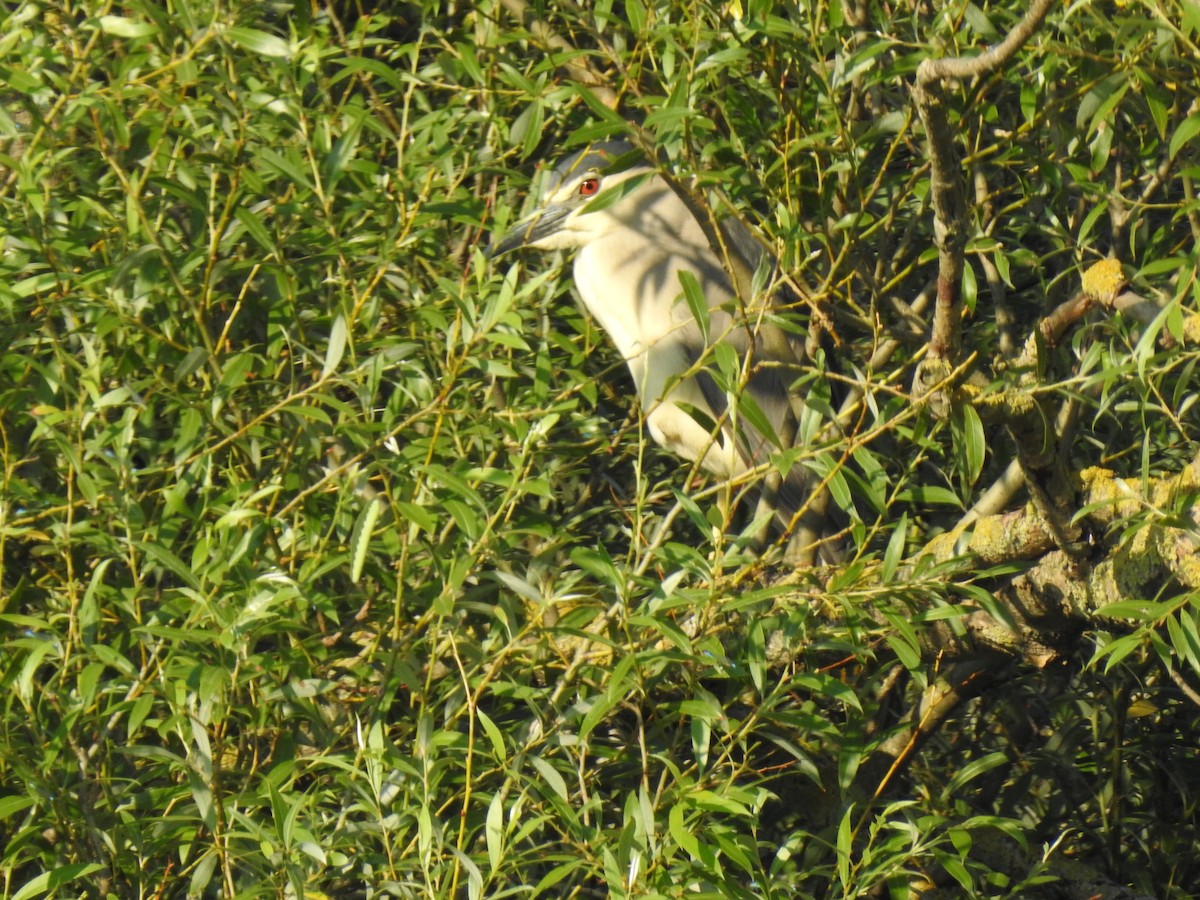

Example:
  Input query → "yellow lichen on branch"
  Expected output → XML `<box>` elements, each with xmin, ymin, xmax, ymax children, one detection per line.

<box><xmin>1081</xmin><ymin>259</ymin><xmax>1127</xmax><ymax>304</ymax></box>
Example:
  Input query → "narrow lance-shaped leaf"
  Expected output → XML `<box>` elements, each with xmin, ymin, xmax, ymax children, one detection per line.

<box><xmin>350</xmin><ymin>498</ymin><xmax>382</xmax><ymax>584</ymax></box>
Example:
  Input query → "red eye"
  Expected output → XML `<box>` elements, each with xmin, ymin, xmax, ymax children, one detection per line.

<box><xmin>579</xmin><ymin>177</ymin><xmax>600</xmax><ymax>197</ymax></box>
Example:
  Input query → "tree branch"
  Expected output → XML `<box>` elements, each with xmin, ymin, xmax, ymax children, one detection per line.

<box><xmin>912</xmin><ymin>0</ymin><xmax>1056</xmax><ymax>363</ymax></box>
<box><xmin>919</xmin><ymin>0</ymin><xmax>1056</xmax><ymax>83</ymax></box>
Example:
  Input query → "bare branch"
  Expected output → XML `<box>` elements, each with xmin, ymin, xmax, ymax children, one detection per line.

<box><xmin>913</xmin><ymin>0</ymin><xmax>1056</xmax><ymax>362</ymax></box>
<box><xmin>919</xmin><ymin>0</ymin><xmax>1057</xmax><ymax>83</ymax></box>
<box><xmin>911</xmin><ymin>73</ymin><xmax>968</xmax><ymax>360</ymax></box>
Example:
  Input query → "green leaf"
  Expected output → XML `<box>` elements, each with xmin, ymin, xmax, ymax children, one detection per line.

<box><xmin>511</xmin><ymin>101</ymin><xmax>546</xmax><ymax>159</ymax></box>
<box><xmin>836</xmin><ymin>804</ymin><xmax>854</xmax><ymax>886</ymax></box>
<box><xmin>961</xmin><ymin>258</ymin><xmax>978</xmax><ymax>313</ymax></box>
<box><xmin>1170</xmin><ymin>112</ymin><xmax>1200</xmax><ymax>161</ymax></box>
<box><xmin>528</xmin><ymin>754</ymin><xmax>570</xmax><ymax>802</ymax></box>
<box><xmin>258</xmin><ymin>148</ymin><xmax>312</xmax><ymax>189</ymax></box>
<box><xmin>960</xmin><ymin>403</ymin><xmax>985</xmax><ymax>490</ymax></box>
<box><xmin>136</xmin><ymin>542</ymin><xmax>202</xmax><ymax>591</ymax></box>
<box><xmin>225</xmin><ymin>26</ymin><xmax>291</xmax><ymax>58</ymax></box>
<box><xmin>476</xmin><ymin>709</ymin><xmax>507</xmax><ymax>762</ymax></box>
<box><xmin>881</xmin><ymin>512</ymin><xmax>907</xmax><ymax>583</ymax></box>
<box><xmin>12</xmin><ymin>864</ymin><xmax>105</xmax><ymax>900</ymax></box>
<box><xmin>1095</xmin><ymin>599</ymin><xmax>1166</xmax><ymax>621</ymax></box>
<box><xmin>793</xmin><ymin>673</ymin><xmax>863</xmax><ymax>711</ymax></box>
<box><xmin>323</xmin><ymin>110</ymin><xmax>364</xmax><ymax>187</ymax></box>
<box><xmin>350</xmin><ymin>498</ymin><xmax>382</xmax><ymax>583</ymax></box>
<box><xmin>97</xmin><ymin>15</ymin><xmax>159</xmax><ymax>38</ymax></box>
<box><xmin>669</xmin><ymin>803</ymin><xmax>701</xmax><ymax>857</ymax></box>
<box><xmin>322</xmin><ymin>313</ymin><xmax>348</xmax><ymax>380</ymax></box>
<box><xmin>678</xmin><ymin>270</ymin><xmax>710</xmax><ymax>344</ymax></box>
<box><xmin>625</xmin><ymin>0</ymin><xmax>647</xmax><ymax>32</ymax></box>
<box><xmin>944</xmin><ymin>751</ymin><xmax>1008</xmax><ymax>796</ymax></box>
<box><xmin>0</xmin><ymin>795</ymin><xmax>35</xmax><ymax>821</ymax></box>
<box><xmin>898</xmin><ymin>485</ymin><xmax>965</xmax><ymax>507</ymax></box>
<box><xmin>689</xmin><ymin>789</ymin><xmax>750</xmax><ymax>816</ymax></box>
<box><xmin>580</xmin><ymin>654</ymin><xmax>637</xmax><ymax>743</ymax></box>
<box><xmin>486</xmin><ymin>790</ymin><xmax>505</xmax><ymax>871</ymax></box>
<box><xmin>882</xmin><ymin>609</ymin><xmax>922</xmax><ymax>670</ymax></box>
<box><xmin>691</xmin><ymin>715</ymin><xmax>712</xmax><ymax>772</ymax></box>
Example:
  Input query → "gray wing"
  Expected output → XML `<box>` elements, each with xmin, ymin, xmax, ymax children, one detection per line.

<box><xmin>673</xmin><ymin>211</ymin><xmax>842</xmax><ymax>558</ymax></box>
<box><xmin>682</xmin><ymin>327</ymin><xmax>812</xmax><ymax>516</ymax></box>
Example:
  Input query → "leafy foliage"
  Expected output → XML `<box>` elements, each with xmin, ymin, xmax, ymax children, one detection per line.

<box><xmin>1</xmin><ymin>1</ymin><xmax>1199</xmax><ymax>897</ymax></box>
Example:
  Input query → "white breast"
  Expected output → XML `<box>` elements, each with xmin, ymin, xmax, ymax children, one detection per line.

<box><xmin>571</xmin><ymin>229</ymin><xmax>746</xmax><ymax>479</ymax></box>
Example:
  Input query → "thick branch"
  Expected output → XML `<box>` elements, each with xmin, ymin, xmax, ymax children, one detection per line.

<box><xmin>856</xmin><ymin>658</ymin><xmax>1005</xmax><ymax>798</ymax></box>
<box><xmin>919</xmin><ymin>0</ymin><xmax>1056</xmax><ymax>83</ymax></box>
<box><xmin>911</xmin><ymin>75</ymin><xmax>967</xmax><ymax>360</ymax></box>
<box><xmin>763</xmin><ymin>452</ymin><xmax>1200</xmax><ymax>672</ymax></box>
<box><xmin>913</xmin><ymin>0</ymin><xmax>1056</xmax><ymax>362</ymax></box>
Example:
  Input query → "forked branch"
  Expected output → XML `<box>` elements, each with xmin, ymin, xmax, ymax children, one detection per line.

<box><xmin>912</xmin><ymin>0</ymin><xmax>1056</xmax><ymax>362</ymax></box>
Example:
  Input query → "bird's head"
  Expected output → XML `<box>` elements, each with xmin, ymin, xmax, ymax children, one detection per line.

<box><xmin>488</xmin><ymin>141</ymin><xmax>653</xmax><ymax>256</ymax></box>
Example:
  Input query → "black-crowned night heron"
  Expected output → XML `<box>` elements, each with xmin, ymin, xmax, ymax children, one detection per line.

<box><xmin>490</xmin><ymin>141</ymin><xmax>838</xmax><ymax>561</ymax></box>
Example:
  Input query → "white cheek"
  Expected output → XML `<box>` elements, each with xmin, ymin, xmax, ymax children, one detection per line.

<box><xmin>530</xmin><ymin>207</ymin><xmax>600</xmax><ymax>251</ymax></box>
